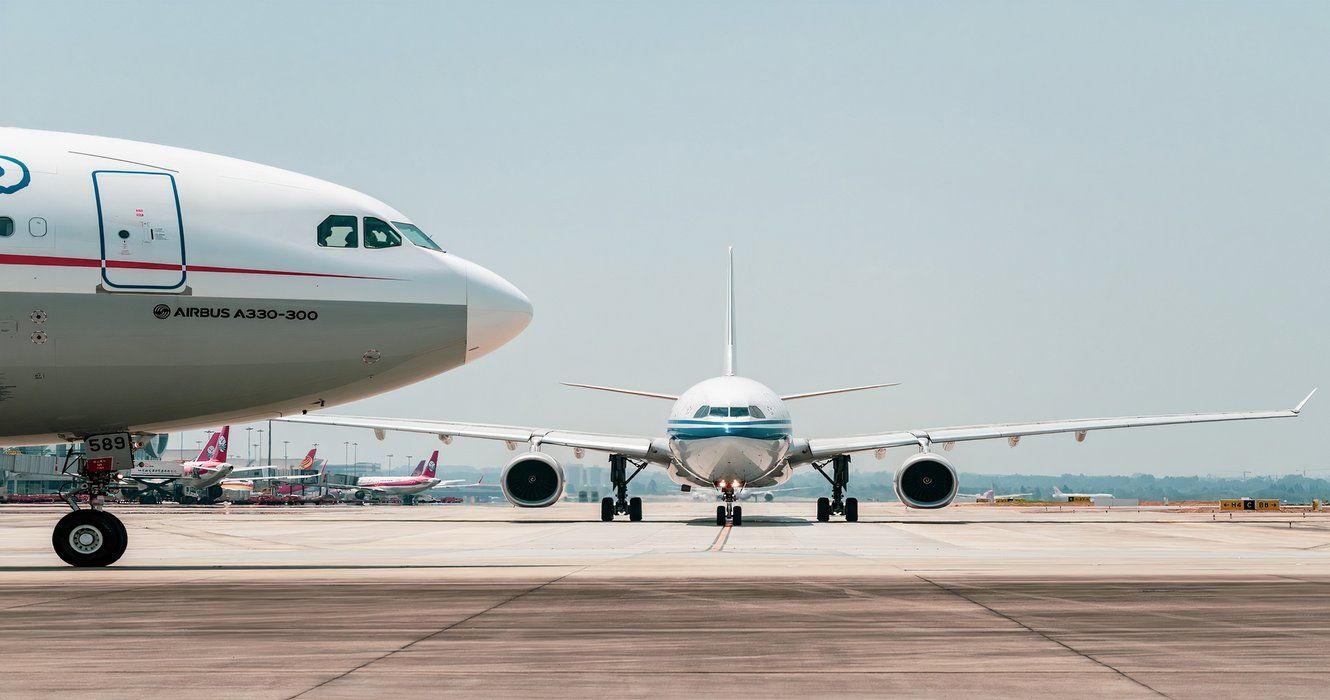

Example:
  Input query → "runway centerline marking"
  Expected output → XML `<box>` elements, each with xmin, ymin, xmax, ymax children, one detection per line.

<box><xmin>708</xmin><ymin>524</ymin><xmax>732</xmax><ymax>552</ymax></box>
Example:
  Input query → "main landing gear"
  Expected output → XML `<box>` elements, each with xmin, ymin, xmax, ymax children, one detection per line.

<box><xmin>600</xmin><ymin>454</ymin><xmax>645</xmax><ymax>522</ymax></box>
<box><xmin>53</xmin><ymin>450</ymin><xmax>128</xmax><ymax>567</ymax></box>
<box><xmin>715</xmin><ymin>482</ymin><xmax>742</xmax><ymax>526</ymax></box>
<box><xmin>812</xmin><ymin>454</ymin><xmax>858</xmax><ymax>523</ymax></box>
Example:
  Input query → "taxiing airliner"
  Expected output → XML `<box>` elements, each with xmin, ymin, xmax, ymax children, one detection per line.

<box><xmin>0</xmin><ymin>127</ymin><xmax>532</xmax><ymax>565</ymax></box>
<box><xmin>286</xmin><ymin>249</ymin><xmax>1314</xmax><ymax>527</ymax></box>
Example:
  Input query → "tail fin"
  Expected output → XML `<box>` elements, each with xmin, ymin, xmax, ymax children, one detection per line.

<box><xmin>214</xmin><ymin>427</ymin><xmax>229</xmax><ymax>462</ymax></box>
<box><xmin>724</xmin><ymin>246</ymin><xmax>737</xmax><ymax>377</ymax></box>
<box><xmin>983</xmin><ymin>489</ymin><xmax>994</xmax><ymax>501</ymax></box>
<box><xmin>1052</xmin><ymin>487</ymin><xmax>1064</xmax><ymax>498</ymax></box>
<box><xmin>195</xmin><ymin>431</ymin><xmax>220</xmax><ymax>462</ymax></box>
<box><xmin>296</xmin><ymin>448</ymin><xmax>317</xmax><ymax>471</ymax></box>
<box><xmin>197</xmin><ymin>426</ymin><xmax>230</xmax><ymax>462</ymax></box>
<box><xmin>410</xmin><ymin>460</ymin><xmax>426</xmax><ymax>476</ymax></box>
<box><xmin>423</xmin><ymin>451</ymin><xmax>439</xmax><ymax>478</ymax></box>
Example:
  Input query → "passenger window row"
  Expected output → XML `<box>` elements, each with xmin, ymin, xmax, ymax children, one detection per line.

<box><xmin>0</xmin><ymin>216</ymin><xmax>48</xmax><ymax>238</ymax></box>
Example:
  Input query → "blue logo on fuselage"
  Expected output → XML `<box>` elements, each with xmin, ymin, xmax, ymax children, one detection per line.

<box><xmin>0</xmin><ymin>156</ymin><xmax>32</xmax><ymax>195</ymax></box>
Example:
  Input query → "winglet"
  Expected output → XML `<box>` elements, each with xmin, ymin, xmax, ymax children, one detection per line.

<box><xmin>1294</xmin><ymin>388</ymin><xmax>1318</xmax><ymax>414</ymax></box>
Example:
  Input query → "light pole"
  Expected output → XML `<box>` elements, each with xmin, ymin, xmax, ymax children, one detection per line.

<box><xmin>245</xmin><ymin>427</ymin><xmax>254</xmax><ymax>461</ymax></box>
<box><xmin>387</xmin><ymin>454</ymin><xmax>394</xmax><ymax>477</ymax></box>
<box><xmin>406</xmin><ymin>455</ymin><xmax>413</xmax><ymax>478</ymax></box>
<box><xmin>343</xmin><ymin>442</ymin><xmax>350</xmax><ymax>468</ymax></box>
<box><xmin>257</xmin><ymin>429</ymin><xmax>265</xmax><ymax>464</ymax></box>
<box><xmin>283</xmin><ymin>440</ymin><xmax>290</xmax><ymax>463</ymax></box>
<box><xmin>352</xmin><ymin>442</ymin><xmax>358</xmax><ymax>465</ymax></box>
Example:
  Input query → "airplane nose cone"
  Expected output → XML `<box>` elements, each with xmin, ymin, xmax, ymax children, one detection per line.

<box><xmin>463</xmin><ymin>260</ymin><xmax>533</xmax><ymax>363</ymax></box>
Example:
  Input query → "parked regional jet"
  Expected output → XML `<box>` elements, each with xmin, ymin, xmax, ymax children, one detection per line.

<box><xmin>217</xmin><ymin>447</ymin><xmax>324</xmax><ymax>496</ymax></box>
<box><xmin>284</xmin><ymin>249</ymin><xmax>1313</xmax><ymax>527</ymax></box>
<box><xmin>958</xmin><ymin>489</ymin><xmax>1033</xmax><ymax>503</ymax></box>
<box><xmin>0</xmin><ymin>127</ymin><xmax>532</xmax><ymax>565</ymax></box>
<box><xmin>322</xmin><ymin>451</ymin><xmax>475</xmax><ymax>501</ymax></box>
<box><xmin>122</xmin><ymin>427</ymin><xmax>238</xmax><ymax>503</ymax></box>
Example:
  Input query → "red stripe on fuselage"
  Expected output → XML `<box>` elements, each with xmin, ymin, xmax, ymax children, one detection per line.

<box><xmin>0</xmin><ymin>253</ymin><xmax>398</xmax><ymax>280</ymax></box>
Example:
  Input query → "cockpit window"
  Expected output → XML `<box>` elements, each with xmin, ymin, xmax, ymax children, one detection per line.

<box><xmin>364</xmin><ymin>217</ymin><xmax>402</xmax><ymax>249</ymax></box>
<box><xmin>693</xmin><ymin>405</ymin><xmax>709</xmax><ymax>418</ymax></box>
<box><xmin>393</xmin><ymin>221</ymin><xmax>444</xmax><ymax>252</ymax></box>
<box><xmin>708</xmin><ymin>406</ymin><xmax>728</xmax><ymax>417</ymax></box>
<box><xmin>729</xmin><ymin>406</ymin><xmax>750</xmax><ymax>417</ymax></box>
<box><xmin>748</xmin><ymin>406</ymin><xmax>766</xmax><ymax>419</ymax></box>
<box><xmin>317</xmin><ymin>215</ymin><xmax>357</xmax><ymax>248</ymax></box>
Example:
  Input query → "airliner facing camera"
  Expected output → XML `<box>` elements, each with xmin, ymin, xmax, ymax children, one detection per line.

<box><xmin>286</xmin><ymin>249</ymin><xmax>1313</xmax><ymax>527</ymax></box>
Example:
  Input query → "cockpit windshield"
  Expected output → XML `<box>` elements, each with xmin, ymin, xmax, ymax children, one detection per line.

<box><xmin>393</xmin><ymin>222</ymin><xmax>444</xmax><ymax>252</ymax></box>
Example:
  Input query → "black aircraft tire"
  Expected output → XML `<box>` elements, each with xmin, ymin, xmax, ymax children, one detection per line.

<box><xmin>732</xmin><ymin>506</ymin><xmax>743</xmax><ymax>526</ymax></box>
<box><xmin>628</xmin><ymin>497</ymin><xmax>643</xmax><ymax>522</ymax></box>
<box><xmin>716</xmin><ymin>505</ymin><xmax>727</xmax><ymax>527</ymax></box>
<box><xmin>600</xmin><ymin>497</ymin><xmax>615</xmax><ymax>522</ymax></box>
<box><xmin>816</xmin><ymin>497</ymin><xmax>831</xmax><ymax>522</ymax></box>
<box><xmin>102</xmin><ymin>512</ymin><xmax>128</xmax><ymax>564</ymax></box>
<box><xmin>845</xmin><ymin>497</ymin><xmax>859</xmax><ymax>523</ymax></box>
<box><xmin>52</xmin><ymin>510</ymin><xmax>124</xmax><ymax>567</ymax></box>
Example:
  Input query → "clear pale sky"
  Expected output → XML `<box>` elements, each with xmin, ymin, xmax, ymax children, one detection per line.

<box><xmin>3</xmin><ymin>2</ymin><xmax>1326</xmax><ymax>476</ymax></box>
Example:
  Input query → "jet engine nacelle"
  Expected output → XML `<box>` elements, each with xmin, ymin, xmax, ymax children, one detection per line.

<box><xmin>893</xmin><ymin>452</ymin><xmax>958</xmax><ymax>509</ymax></box>
<box><xmin>501</xmin><ymin>452</ymin><xmax>565</xmax><ymax>508</ymax></box>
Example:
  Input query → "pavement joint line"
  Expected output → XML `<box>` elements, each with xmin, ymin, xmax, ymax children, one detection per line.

<box><xmin>285</xmin><ymin>567</ymin><xmax>586</xmax><ymax>700</ymax></box>
<box><xmin>708</xmin><ymin>524</ymin><xmax>732</xmax><ymax>552</ymax></box>
<box><xmin>911</xmin><ymin>574</ymin><xmax>1171</xmax><ymax>698</ymax></box>
<box><xmin>0</xmin><ymin>572</ymin><xmax>221</xmax><ymax>612</ymax></box>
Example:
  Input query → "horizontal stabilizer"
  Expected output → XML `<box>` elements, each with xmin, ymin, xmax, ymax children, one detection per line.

<box><xmin>779</xmin><ymin>382</ymin><xmax>900</xmax><ymax>401</ymax></box>
<box><xmin>561</xmin><ymin>382</ymin><xmax>678</xmax><ymax>400</ymax></box>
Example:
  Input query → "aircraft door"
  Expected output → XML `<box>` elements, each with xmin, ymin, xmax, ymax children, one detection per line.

<box><xmin>95</xmin><ymin>171</ymin><xmax>187</xmax><ymax>290</ymax></box>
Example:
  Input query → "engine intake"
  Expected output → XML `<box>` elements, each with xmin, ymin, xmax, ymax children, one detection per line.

<box><xmin>501</xmin><ymin>452</ymin><xmax>565</xmax><ymax>508</ymax></box>
<box><xmin>894</xmin><ymin>452</ymin><xmax>958</xmax><ymax>509</ymax></box>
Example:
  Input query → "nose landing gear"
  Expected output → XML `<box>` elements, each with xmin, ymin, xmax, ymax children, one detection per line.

<box><xmin>715</xmin><ymin>482</ymin><xmax>743</xmax><ymax>526</ymax></box>
<box><xmin>53</xmin><ymin>450</ymin><xmax>128</xmax><ymax>567</ymax></box>
<box><xmin>812</xmin><ymin>454</ymin><xmax>858</xmax><ymax>522</ymax></box>
<box><xmin>53</xmin><ymin>509</ymin><xmax>126</xmax><ymax>567</ymax></box>
<box><xmin>600</xmin><ymin>454</ymin><xmax>646</xmax><ymax>522</ymax></box>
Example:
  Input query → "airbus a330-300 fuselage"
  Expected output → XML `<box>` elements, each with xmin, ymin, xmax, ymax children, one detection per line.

<box><xmin>2</xmin><ymin>127</ymin><xmax>532</xmax><ymax>567</ymax></box>
<box><xmin>0</xmin><ymin>127</ymin><xmax>532</xmax><ymax>446</ymax></box>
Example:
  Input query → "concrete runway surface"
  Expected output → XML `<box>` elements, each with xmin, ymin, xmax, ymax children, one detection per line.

<box><xmin>3</xmin><ymin>501</ymin><xmax>1330</xmax><ymax>699</ymax></box>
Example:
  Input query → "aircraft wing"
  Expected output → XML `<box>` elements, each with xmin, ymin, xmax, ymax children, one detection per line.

<box><xmin>279</xmin><ymin>415</ymin><xmax>662</xmax><ymax>461</ymax></box>
<box><xmin>798</xmin><ymin>390</ymin><xmax>1315</xmax><ymax>461</ymax></box>
<box><xmin>435</xmin><ymin>479</ymin><xmax>483</xmax><ymax>488</ymax></box>
<box><xmin>230</xmin><ymin>474</ymin><xmax>325</xmax><ymax>483</ymax></box>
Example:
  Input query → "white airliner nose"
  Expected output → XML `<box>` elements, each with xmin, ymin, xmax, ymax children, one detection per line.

<box><xmin>462</xmin><ymin>260</ymin><xmax>533</xmax><ymax>363</ymax></box>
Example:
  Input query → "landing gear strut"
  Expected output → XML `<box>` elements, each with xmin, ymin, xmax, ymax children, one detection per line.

<box><xmin>715</xmin><ymin>483</ymin><xmax>743</xmax><ymax>526</ymax></box>
<box><xmin>812</xmin><ymin>454</ymin><xmax>858</xmax><ymax>522</ymax></box>
<box><xmin>600</xmin><ymin>454</ymin><xmax>646</xmax><ymax>522</ymax></box>
<box><xmin>53</xmin><ymin>449</ymin><xmax>128</xmax><ymax>567</ymax></box>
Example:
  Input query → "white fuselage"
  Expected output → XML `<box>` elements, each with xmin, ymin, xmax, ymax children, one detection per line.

<box><xmin>0</xmin><ymin>128</ymin><xmax>532</xmax><ymax>446</ymax></box>
<box><xmin>128</xmin><ymin>459</ymin><xmax>233</xmax><ymax>489</ymax></box>
<box><xmin>347</xmin><ymin>475</ymin><xmax>442</xmax><ymax>496</ymax></box>
<box><xmin>664</xmin><ymin>376</ymin><xmax>793</xmax><ymax>489</ymax></box>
